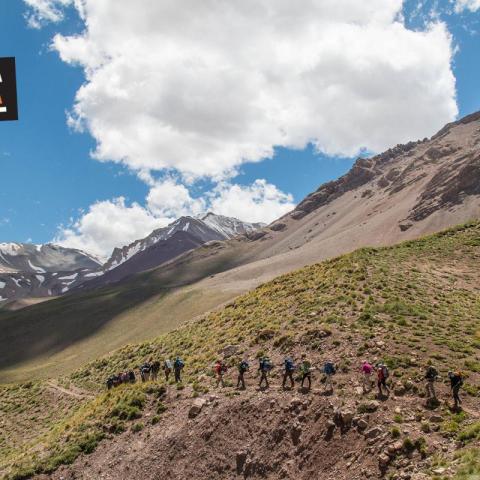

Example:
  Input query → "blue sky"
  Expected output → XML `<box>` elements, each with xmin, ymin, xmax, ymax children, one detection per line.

<box><xmin>0</xmin><ymin>1</ymin><xmax>479</xmax><ymax>257</ymax></box>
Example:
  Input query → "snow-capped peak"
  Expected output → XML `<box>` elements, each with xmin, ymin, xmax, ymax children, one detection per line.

<box><xmin>201</xmin><ymin>212</ymin><xmax>265</xmax><ymax>238</ymax></box>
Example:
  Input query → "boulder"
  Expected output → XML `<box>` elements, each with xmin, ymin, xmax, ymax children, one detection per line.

<box><xmin>290</xmin><ymin>397</ymin><xmax>303</xmax><ymax>411</ymax></box>
<box><xmin>290</xmin><ymin>422</ymin><xmax>302</xmax><ymax>445</ymax></box>
<box><xmin>188</xmin><ymin>398</ymin><xmax>207</xmax><ymax>418</ymax></box>
<box><xmin>394</xmin><ymin>384</ymin><xmax>406</xmax><ymax>396</ymax></box>
<box><xmin>378</xmin><ymin>453</ymin><xmax>391</xmax><ymax>468</ymax></box>
<box><xmin>269</xmin><ymin>222</ymin><xmax>287</xmax><ymax>232</ymax></box>
<box><xmin>342</xmin><ymin>410</ymin><xmax>355</xmax><ymax>425</ymax></box>
<box><xmin>326</xmin><ymin>420</ymin><xmax>336</xmax><ymax>431</ymax></box>
<box><xmin>387</xmin><ymin>441</ymin><xmax>404</xmax><ymax>454</ymax></box>
<box><xmin>365</xmin><ymin>400</ymin><xmax>380</xmax><ymax>412</ymax></box>
<box><xmin>245</xmin><ymin>230</ymin><xmax>268</xmax><ymax>241</ymax></box>
<box><xmin>429</xmin><ymin>414</ymin><xmax>443</xmax><ymax>423</ymax></box>
<box><xmin>219</xmin><ymin>344</ymin><xmax>238</xmax><ymax>357</ymax></box>
<box><xmin>236</xmin><ymin>450</ymin><xmax>248</xmax><ymax>474</ymax></box>
<box><xmin>356</xmin><ymin>418</ymin><xmax>369</xmax><ymax>430</ymax></box>
<box><xmin>365</xmin><ymin>427</ymin><xmax>382</xmax><ymax>439</ymax></box>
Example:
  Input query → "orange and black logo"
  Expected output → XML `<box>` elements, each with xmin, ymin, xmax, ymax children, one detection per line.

<box><xmin>0</xmin><ymin>57</ymin><xmax>18</xmax><ymax>121</ymax></box>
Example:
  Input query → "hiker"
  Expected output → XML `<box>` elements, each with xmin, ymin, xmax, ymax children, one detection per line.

<box><xmin>128</xmin><ymin>370</ymin><xmax>136</xmax><ymax>383</ymax></box>
<box><xmin>376</xmin><ymin>363</ymin><xmax>390</xmax><ymax>397</ymax></box>
<box><xmin>425</xmin><ymin>365</ymin><xmax>439</xmax><ymax>400</ymax></box>
<box><xmin>448</xmin><ymin>371</ymin><xmax>464</xmax><ymax>409</ymax></box>
<box><xmin>120</xmin><ymin>371</ymin><xmax>129</xmax><ymax>383</ymax></box>
<box><xmin>112</xmin><ymin>374</ymin><xmax>121</xmax><ymax>387</ymax></box>
<box><xmin>323</xmin><ymin>360</ymin><xmax>336</xmax><ymax>391</ymax></box>
<box><xmin>140</xmin><ymin>363</ymin><xmax>151</xmax><ymax>382</ymax></box>
<box><xmin>258</xmin><ymin>356</ymin><xmax>273</xmax><ymax>389</ymax></box>
<box><xmin>174</xmin><ymin>356</ymin><xmax>184</xmax><ymax>383</ymax></box>
<box><xmin>214</xmin><ymin>360</ymin><xmax>227</xmax><ymax>387</ymax></box>
<box><xmin>360</xmin><ymin>360</ymin><xmax>374</xmax><ymax>392</ymax></box>
<box><xmin>151</xmin><ymin>361</ymin><xmax>160</xmax><ymax>381</ymax></box>
<box><xmin>106</xmin><ymin>376</ymin><xmax>114</xmax><ymax>390</ymax></box>
<box><xmin>300</xmin><ymin>355</ymin><xmax>312</xmax><ymax>391</ymax></box>
<box><xmin>282</xmin><ymin>357</ymin><xmax>295</xmax><ymax>390</ymax></box>
<box><xmin>163</xmin><ymin>359</ymin><xmax>173</xmax><ymax>382</ymax></box>
<box><xmin>237</xmin><ymin>360</ymin><xmax>249</xmax><ymax>389</ymax></box>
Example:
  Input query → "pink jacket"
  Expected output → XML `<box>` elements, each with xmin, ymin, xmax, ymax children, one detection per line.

<box><xmin>362</xmin><ymin>362</ymin><xmax>373</xmax><ymax>374</ymax></box>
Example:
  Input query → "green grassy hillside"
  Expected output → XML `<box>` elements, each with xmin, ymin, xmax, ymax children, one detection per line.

<box><xmin>1</xmin><ymin>221</ymin><xmax>479</xmax><ymax>479</ymax></box>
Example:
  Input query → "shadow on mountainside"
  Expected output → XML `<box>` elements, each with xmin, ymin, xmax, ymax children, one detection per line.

<box><xmin>0</xmin><ymin>249</ymin><xmax>242</xmax><ymax>380</ymax></box>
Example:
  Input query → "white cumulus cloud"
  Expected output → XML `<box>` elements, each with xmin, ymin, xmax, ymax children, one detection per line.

<box><xmin>55</xmin><ymin>180</ymin><xmax>293</xmax><ymax>258</ymax></box>
<box><xmin>208</xmin><ymin>180</ymin><xmax>294</xmax><ymax>224</ymax></box>
<box><xmin>455</xmin><ymin>0</ymin><xmax>480</xmax><ymax>12</ymax></box>
<box><xmin>146</xmin><ymin>179</ymin><xmax>206</xmax><ymax>219</ymax></box>
<box><xmin>54</xmin><ymin>197</ymin><xmax>168</xmax><ymax>258</ymax></box>
<box><xmin>26</xmin><ymin>0</ymin><xmax>457</xmax><ymax>179</ymax></box>
<box><xmin>23</xmin><ymin>0</ymin><xmax>75</xmax><ymax>28</ymax></box>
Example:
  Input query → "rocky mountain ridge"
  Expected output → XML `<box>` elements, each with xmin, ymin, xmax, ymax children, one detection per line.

<box><xmin>0</xmin><ymin>214</ymin><xmax>264</xmax><ymax>305</ymax></box>
<box><xmin>0</xmin><ymin>243</ymin><xmax>102</xmax><ymax>305</ymax></box>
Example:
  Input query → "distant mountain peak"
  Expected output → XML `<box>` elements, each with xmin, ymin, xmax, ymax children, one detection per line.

<box><xmin>83</xmin><ymin>213</ymin><xmax>265</xmax><ymax>289</ymax></box>
<box><xmin>0</xmin><ymin>242</ymin><xmax>104</xmax><ymax>304</ymax></box>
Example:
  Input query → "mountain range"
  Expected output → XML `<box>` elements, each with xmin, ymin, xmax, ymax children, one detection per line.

<box><xmin>0</xmin><ymin>214</ymin><xmax>264</xmax><ymax>307</ymax></box>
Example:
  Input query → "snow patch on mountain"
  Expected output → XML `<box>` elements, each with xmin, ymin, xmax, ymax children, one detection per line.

<box><xmin>28</xmin><ymin>260</ymin><xmax>46</xmax><ymax>273</ymax></box>
<box><xmin>0</xmin><ymin>243</ymin><xmax>22</xmax><ymax>256</ymax></box>
<box><xmin>58</xmin><ymin>273</ymin><xmax>78</xmax><ymax>281</ymax></box>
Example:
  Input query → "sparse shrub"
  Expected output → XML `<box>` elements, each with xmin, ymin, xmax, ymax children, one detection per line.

<box><xmin>421</xmin><ymin>421</ymin><xmax>431</xmax><ymax>433</ymax></box>
<box><xmin>402</xmin><ymin>437</ymin><xmax>415</xmax><ymax>453</ymax></box>
<box><xmin>394</xmin><ymin>414</ymin><xmax>403</xmax><ymax>423</ymax></box>
<box><xmin>131</xmin><ymin>422</ymin><xmax>144</xmax><ymax>433</ymax></box>
<box><xmin>391</xmin><ymin>426</ymin><xmax>401</xmax><ymax>438</ymax></box>
<box><xmin>458</xmin><ymin>422</ymin><xmax>480</xmax><ymax>443</ymax></box>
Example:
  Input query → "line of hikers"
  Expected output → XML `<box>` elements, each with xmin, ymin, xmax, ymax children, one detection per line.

<box><xmin>106</xmin><ymin>357</ymin><xmax>185</xmax><ymax>389</ymax></box>
<box><xmin>106</xmin><ymin>356</ymin><xmax>465</xmax><ymax>409</ymax></box>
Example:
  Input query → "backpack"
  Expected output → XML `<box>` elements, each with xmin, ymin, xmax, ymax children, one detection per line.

<box><xmin>382</xmin><ymin>365</ymin><xmax>389</xmax><ymax>379</ymax></box>
<box><xmin>175</xmin><ymin>358</ymin><xmax>184</xmax><ymax>369</ymax></box>
<box><xmin>324</xmin><ymin>362</ymin><xmax>336</xmax><ymax>375</ymax></box>
<box><xmin>451</xmin><ymin>373</ymin><xmax>463</xmax><ymax>389</ymax></box>
<box><xmin>261</xmin><ymin>358</ymin><xmax>273</xmax><ymax>372</ymax></box>
<box><xmin>239</xmin><ymin>361</ymin><xmax>249</xmax><ymax>373</ymax></box>
<box><xmin>301</xmin><ymin>361</ymin><xmax>311</xmax><ymax>374</ymax></box>
<box><xmin>164</xmin><ymin>359</ymin><xmax>172</xmax><ymax>370</ymax></box>
<box><xmin>285</xmin><ymin>358</ymin><xmax>295</xmax><ymax>372</ymax></box>
<box><xmin>425</xmin><ymin>366</ymin><xmax>438</xmax><ymax>380</ymax></box>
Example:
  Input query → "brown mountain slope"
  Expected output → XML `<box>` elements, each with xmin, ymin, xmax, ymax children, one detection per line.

<box><xmin>0</xmin><ymin>112</ymin><xmax>479</xmax><ymax>382</ymax></box>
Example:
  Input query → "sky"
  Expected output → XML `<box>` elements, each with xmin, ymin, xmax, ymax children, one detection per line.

<box><xmin>0</xmin><ymin>0</ymin><xmax>479</xmax><ymax>259</ymax></box>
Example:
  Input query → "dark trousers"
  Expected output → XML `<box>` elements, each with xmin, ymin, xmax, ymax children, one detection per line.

<box><xmin>453</xmin><ymin>387</ymin><xmax>462</xmax><ymax>406</ymax></box>
<box><xmin>164</xmin><ymin>369</ymin><xmax>171</xmax><ymax>382</ymax></box>
<box><xmin>237</xmin><ymin>372</ymin><xmax>245</xmax><ymax>389</ymax></box>
<box><xmin>174</xmin><ymin>368</ymin><xmax>182</xmax><ymax>382</ymax></box>
<box><xmin>301</xmin><ymin>372</ymin><xmax>311</xmax><ymax>389</ymax></box>
<box><xmin>259</xmin><ymin>371</ymin><xmax>269</xmax><ymax>388</ymax></box>
<box><xmin>378</xmin><ymin>378</ymin><xmax>389</xmax><ymax>393</ymax></box>
<box><xmin>282</xmin><ymin>371</ymin><xmax>294</xmax><ymax>388</ymax></box>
